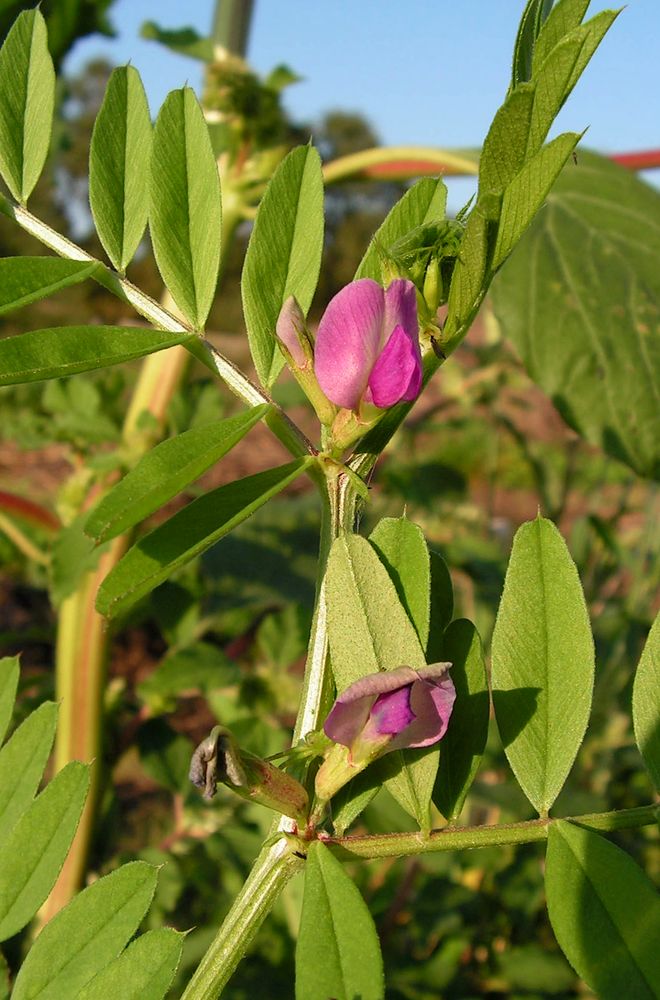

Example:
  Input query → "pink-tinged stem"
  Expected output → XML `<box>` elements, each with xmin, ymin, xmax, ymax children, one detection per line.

<box><xmin>0</xmin><ymin>491</ymin><xmax>60</xmax><ymax>531</ymax></box>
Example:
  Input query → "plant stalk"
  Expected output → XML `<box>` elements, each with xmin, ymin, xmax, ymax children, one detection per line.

<box><xmin>326</xmin><ymin>804</ymin><xmax>660</xmax><ymax>860</ymax></box>
<box><xmin>184</xmin><ymin>466</ymin><xmax>362</xmax><ymax>998</ymax></box>
<box><xmin>181</xmin><ymin>835</ymin><xmax>305</xmax><ymax>1000</ymax></box>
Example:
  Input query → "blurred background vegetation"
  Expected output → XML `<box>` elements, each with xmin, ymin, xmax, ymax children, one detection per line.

<box><xmin>0</xmin><ymin>3</ymin><xmax>658</xmax><ymax>997</ymax></box>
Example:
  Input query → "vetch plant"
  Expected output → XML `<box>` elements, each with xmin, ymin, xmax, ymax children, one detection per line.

<box><xmin>0</xmin><ymin>2</ymin><xmax>658</xmax><ymax>999</ymax></box>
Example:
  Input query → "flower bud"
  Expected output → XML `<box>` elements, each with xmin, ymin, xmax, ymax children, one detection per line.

<box><xmin>275</xmin><ymin>297</ymin><xmax>337</xmax><ymax>427</ymax></box>
<box><xmin>190</xmin><ymin>725</ymin><xmax>309</xmax><ymax>825</ymax></box>
<box><xmin>276</xmin><ymin>296</ymin><xmax>313</xmax><ymax>368</ymax></box>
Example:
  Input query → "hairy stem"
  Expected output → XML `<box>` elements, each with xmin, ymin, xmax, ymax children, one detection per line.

<box><xmin>326</xmin><ymin>804</ymin><xmax>660</xmax><ymax>860</ymax></box>
<box><xmin>184</xmin><ymin>468</ymin><xmax>362</xmax><ymax>998</ymax></box>
<box><xmin>181</xmin><ymin>836</ymin><xmax>305</xmax><ymax>1000</ymax></box>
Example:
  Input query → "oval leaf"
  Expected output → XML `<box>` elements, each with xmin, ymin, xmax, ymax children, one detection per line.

<box><xmin>85</xmin><ymin>404</ymin><xmax>269</xmax><ymax>544</ymax></box>
<box><xmin>0</xmin><ymin>761</ymin><xmax>89</xmax><ymax>941</ymax></box>
<box><xmin>426</xmin><ymin>549</ymin><xmax>454</xmax><ymax>661</ymax></box>
<box><xmin>491</xmin><ymin>517</ymin><xmax>594</xmax><ymax>814</ymax></box>
<box><xmin>369</xmin><ymin>516</ymin><xmax>430</xmax><ymax>648</ymax></box>
<box><xmin>546</xmin><ymin>820</ymin><xmax>660</xmax><ymax>999</ymax></box>
<box><xmin>90</xmin><ymin>65</ymin><xmax>152</xmax><ymax>272</ymax></box>
<box><xmin>150</xmin><ymin>87</ymin><xmax>222</xmax><ymax>329</ymax></box>
<box><xmin>492</xmin><ymin>130</ymin><xmax>580</xmax><ymax>268</ymax></box>
<box><xmin>0</xmin><ymin>656</ymin><xmax>19</xmax><ymax>747</ymax></box>
<box><xmin>12</xmin><ymin>862</ymin><xmax>158</xmax><ymax>1000</ymax></box>
<box><xmin>296</xmin><ymin>841</ymin><xmax>384</xmax><ymax>1000</ymax></box>
<box><xmin>0</xmin><ymin>258</ymin><xmax>98</xmax><ymax>316</ymax></box>
<box><xmin>433</xmin><ymin>619</ymin><xmax>488</xmax><ymax>822</ymax></box>
<box><xmin>241</xmin><ymin>145</ymin><xmax>324</xmax><ymax>386</ymax></box>
<box><xmin>76</xmin><ymin>928</ymin><xmax>184</xmax><ymax>1000</ymax></box>
<box><xmin>356</xmin><ymin>175</ymin><xmax>447</xmax><ymax>281</ymax></box>
<box><xmin>325</xmin><ymin>534</ymin><xmax>436</xmax><ymax>828</ymax></box>
<box><xmin>0</xmin><ymin>701</ymin><xmax>58</xmax><ymax>844</ymax></box>
<box><xmin>632</xmin><ymin>611</ymin><xmax>660</xmax><ymax>791</ymax></box>
<box><xmin>0</xmin><ymin>326</ymin><xmax>196</xmax><ymax>386</ymax></box>
<box><xmin>492</xmin><ymin>151</ymin><xmax>660</xmax><ymax>479</ymax></box>
<box><xmin>96</xmin><ymin>458</ymin><xmax>312</xmax><ymax>620</ymax></box>
<box><xmin>0</xmin><ymin>9</ymin><xmax>54</xmax><ymax>202</ymax></box>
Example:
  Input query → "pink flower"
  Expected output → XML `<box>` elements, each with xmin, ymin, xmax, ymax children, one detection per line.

<box><xmin>324</xmin><ymin>663</ymin><xmax>455</xmax><ymax>760</ymax></box>
<box><xmin>314</xmin><ymin>278</ymin><xmax>423</xmax><ymax>410</ymax></box>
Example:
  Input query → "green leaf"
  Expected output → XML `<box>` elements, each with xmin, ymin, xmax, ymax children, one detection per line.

<box><xmin>76</xmin><ymin>928</ymin><xmax>184</xmax><ymax>1000</ymax></box>
<box><xmin>491</xmin><ymin>517</ymin><xmax>594</xmax><ymax>814</ymax></box>
<box><xmin>0</xmin><ymin>9</ymin><xmax>54</xmax><ymax>202</ymax></box>
<box><xmin>426</xmin><ymin>550</ymin><xmax>454</xmax><ymax>661</ymax></box>
<box><xmin>546</xmin><ymin>820</ymin><xmax>660</xmax><ymax>999</ymax></box>
<box><xmin>242</xmin><ymin>145</ymin><xmax>324</xmax><ymax>386</ymax></box>
<box><xmin>12</xmin><ymin>862</ymin><xmax>159</xmax><ymax>1000</ymax></box>
<box><xmin>369</xmin><ymin>516</ymin><xmax>430</xmax><ymax>648</ymax></box>
<box><xmin>356</xmin><ymin>176</ymin><xmax>447</xmax><ymax>281</ymax></box>
<box><xmin>527</xmin><ymin>13</ymin><xmax>617</xmax><ymax>158</ymax></box>
<box><xmin>150</xmin><ymin>87</ymin><xmax>222</xmax><ymax>329</ymax></box>
<box><xmin>0</xmin><ymin>326</ymin><xmax>197</xmax><ymax>386</ymax></box>
<box><xmin>85</xmin><ymin>405</ymin><xmax>268</xmax><ymax>544</ymax></box>
<box><xmin>632</xmin><ymin>612</ymin><xmax>660</xmax><ymax>791</ymax></box>
<box><xmin>491</xmin><ymin>151</ymin><xmax>660</xmax><ymax>479</ymax></box>
<box><xmin>0</xmin><ymin>702</ymin><xmax>58</xmax><ymax>843</ymax></box>
<box><xmin>445</xmin><ymin>205</ymin><xmax>489</xmax><ymax>341</ymax></box>
<box><xmin>325</xmin><ymin>534</ymin><xmax>436</xmax><ymax>828</ymax></box>
<box><xmin>296</xmin><ymin>841</ymin><xmax>384</xmax><ymax>1000</ymax></box>
<box><xmin>96</xmin><ymin>458</ymin><xmax>312</xmax><ymax>620</ymax></box>
<box><xmin>140</xmin><ymin>21</ymin><xmax>213</xmax><ymax>62</ymax></box>
<box><xmin>326</xmin><ymin>534</ymin><xmax>428</xmax><ymax>688</ymax></box>
<box><xmin>478</xmin><ymin>85</ymin><xmax>535</xmax><ymax>203</ymax></box>
<box><xmin>511</xmin><ymin>0</ymin><xmax>554</xmax><ymax>87</ymax></box>
<box><xmin>532</xmin><ymin>0</ymin><xmax>591</xmax><ymax>74</ymax></box>
<box><xmin>0</xmin><ymin>761</ymin><xmax>89</xmax><ymax>941</ymax></box>
<box><xmin>89</xmin><ymin>65</ymin><xmax>152</xmax><ymax>272</ymax></box>
<box><xmin>0</xmin><ymin>258</ymin><xmax>98</xmax><ymax>315</ymax></box>
<box><xmin>0</xmin><ymin>656</ymin><xmax>19</xmax><ymax>746</ymax></box>
<box><xmin>492</xmin><ymin>131</ymin><xmax>580</xmax><ymax>269</ymax></box>
<box><xmin>433</xmin><ymin>619</ymin><xmax>488</xmax><ymax>822</ymax></box>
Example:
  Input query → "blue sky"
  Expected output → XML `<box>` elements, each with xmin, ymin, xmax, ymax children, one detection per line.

<box><xmin>65</xmin><ymin>1</ymin><xmax>659</xmax><ymax>175</ymax></box>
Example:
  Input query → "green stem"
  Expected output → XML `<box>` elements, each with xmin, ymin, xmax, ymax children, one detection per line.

<box><xmin>184</xmin><ymin>468</ymin><xmax>362</xmax><ymax>999</ymax></box>
<box><xmin>326</xmin><ymin>804</ymin><xmax>659</xmax><ymax>860</ymax></box>
<box><xmin>181</xmin><ymin>836</ymin><xmax>304</xmax><ymax>1000</ymax></box>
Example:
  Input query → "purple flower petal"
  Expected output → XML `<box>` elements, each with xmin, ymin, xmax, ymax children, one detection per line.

<box><xmin>384</xmin><ymin>279</ymin><xmax>419</xmax><ymax>343</ymax></box>
<box><xmin>315</xmin><ymin>279</ymin><xmax>385</xmax><ymax>409</ymax></box>
<box><xmin>366</xmin><ymin>323</ymin><xmax>423</xmax><ymax>408</ymax></box>
<box><xmin>371</xmin><ymin>685</ymin><xmax>416</xmax><ymax>735</ymax></box>
<box><xmin>323</xmin><ymin>666</ymin><xmax>418</xmax><ymax>746</ymax></box>
<box><xmin>323</xmin><ymin>663</ymin><xmax>453</xmax><ymax>752</ymax></box>
<box><xmin>389</xmin><ymin>673</ymin><xmax>456</xmax><ymax>750</ymax></box>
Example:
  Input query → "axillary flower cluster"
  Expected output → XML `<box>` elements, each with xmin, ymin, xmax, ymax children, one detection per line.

<box><xmin>276</xmin><ymin>277</ymin><xmax>424</xmax><ymax>451</ymax></box>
